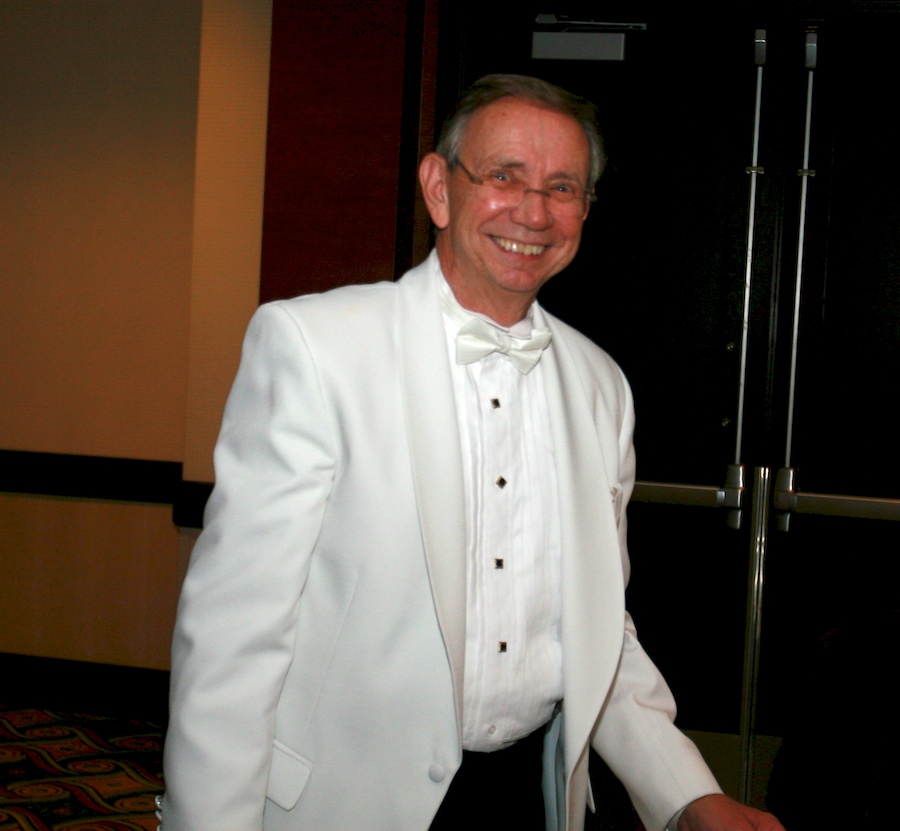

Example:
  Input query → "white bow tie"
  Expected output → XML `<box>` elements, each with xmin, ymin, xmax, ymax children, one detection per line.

<box><xmin>455</xmin><ymin>317</ymin><xmax>552</xmax><ymax>374</ymax></box>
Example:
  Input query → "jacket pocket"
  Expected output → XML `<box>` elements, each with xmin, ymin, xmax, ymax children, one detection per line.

<box><xmin>266</xmin><ymin>739</ymin><xmax>313</xmax><ymax>811</ymax></box>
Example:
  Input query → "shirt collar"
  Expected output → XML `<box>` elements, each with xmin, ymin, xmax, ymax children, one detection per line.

<box><xmin>436</xmin><ymin>267</ymin><xmax>540</xmax><ymax>340</ymax></box>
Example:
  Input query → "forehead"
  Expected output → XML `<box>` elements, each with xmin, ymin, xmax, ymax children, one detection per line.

<box><xmin>460</xmin><ymin>98</ymin><xmax>590</xmax><ymax>178</ymax></box>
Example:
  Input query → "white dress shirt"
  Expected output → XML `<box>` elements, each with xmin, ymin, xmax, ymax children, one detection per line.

<box><xmin>439</xmin><ymin>276</ymin><xmax>563</xmax><ymax>752</ymax></box>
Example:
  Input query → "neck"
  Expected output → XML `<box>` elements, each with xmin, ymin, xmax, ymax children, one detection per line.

<box><xmin>437</xmin><ymin>255</ymin><xmax>535</xmax><ymax>328</ymax></box>
<box><xmin>449</xmin><ymin>285</ymin><xmax>533</xmax><ymax>328</ymax></box>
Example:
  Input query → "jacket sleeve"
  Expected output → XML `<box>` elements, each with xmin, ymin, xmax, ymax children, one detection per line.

<box><xmin>161</xmin><ymin>302</ymin><xmax>337</xmax><ymax>831</ymax></box>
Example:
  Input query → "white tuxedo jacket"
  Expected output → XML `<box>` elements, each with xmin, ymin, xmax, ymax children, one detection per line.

<box><xmin>162</xmin><ymin>252</ymin><xmax>719</xmax><ymax>831</ymax></box>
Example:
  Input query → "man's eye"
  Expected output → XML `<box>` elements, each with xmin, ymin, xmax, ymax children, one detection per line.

<box><xmin>551</xmin><ymin>182</ymin><xmax>574</xmax><ymax>194</ymax></box>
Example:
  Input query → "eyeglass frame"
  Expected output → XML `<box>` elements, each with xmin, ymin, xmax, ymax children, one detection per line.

<box><xmin>451</xmin><ymin>158</ymin><xmax>598</xmax><ymax>207</ymax></box>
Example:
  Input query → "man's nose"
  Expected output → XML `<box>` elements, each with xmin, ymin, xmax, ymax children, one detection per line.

<box><xmin>511</xmin><ymin>188</ymin><xmax>553</xmax><ymax>229</ymax></box>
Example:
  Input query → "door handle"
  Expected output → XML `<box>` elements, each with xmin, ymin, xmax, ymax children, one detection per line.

<box><xmin>775</xmin><ymin>466</ymin><xmax>900</xmax><ymax>529</ymax></box>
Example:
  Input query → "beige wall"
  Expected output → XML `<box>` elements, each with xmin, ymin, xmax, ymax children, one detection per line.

<box><xmin>0</xmin><ymin>0</ymin><xmax>200</xmax><ymax>461</ymax></box>
<box><xmin>184</xmin><ymin>0</ymin><xmax>273</xmax><ymax>482</ymax></box>
<box><xmin>0</xmin><ymin>494</ymin><xmax>182</xmax><ymax>670</ymax></box>
<box><xmin>0</xmin><ymin>0</ymin><xmax>272</xmax><ymax>668</ymax></box>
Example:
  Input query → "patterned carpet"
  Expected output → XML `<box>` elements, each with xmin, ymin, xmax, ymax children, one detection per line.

<box><xmin>0</xmin><ymin>702</ymin><xmax>646</xmax><ymax>830</ymax></box>
<box><xmin>0</xmin><ymin>706</ymin><xmax>163</xmax><ymax>831</ymax></box>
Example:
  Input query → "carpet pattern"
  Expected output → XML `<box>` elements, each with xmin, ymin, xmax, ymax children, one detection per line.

<box><xmin>0</xmin><ymin>706</ymin><xmax>163</xmax><ymax>831</ymax></box>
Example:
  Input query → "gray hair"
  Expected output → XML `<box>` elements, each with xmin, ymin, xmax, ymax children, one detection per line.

<box><xmin>435</xmin><ymin>74</ymin><xmax>606</xmax><ymax>189</ymax></box>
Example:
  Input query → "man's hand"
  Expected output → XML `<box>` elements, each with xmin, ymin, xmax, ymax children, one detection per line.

<box><xmin>677</xmin><ymin>794</ymin><xmax>786</xmax><ymax>831</ymax></box>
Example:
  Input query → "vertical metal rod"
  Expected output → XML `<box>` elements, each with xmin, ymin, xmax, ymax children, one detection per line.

<box><xmin>739</xmin><ymin>466</ymin><xmax>772</xmax><ymax>804</ymax></box>
<box><xmin>784</xmin><ymin>49</ymin><xmax>817</xmax><ymax>467</ymax></box>
<box><xmin>734</xmin><ymin>65</ymin><xmax>765</xmax><ymax>465</ymax></box>
<box><xmin>734</xmin><ymin>39</ymin><xmax>766</xmax><ymax>466</ymax></box>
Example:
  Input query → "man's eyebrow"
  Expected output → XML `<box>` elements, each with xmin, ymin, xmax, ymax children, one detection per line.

<box><xmin>483</xmin><ymin>158</ymin><xmax>525</xmax><ymax>171</ymax></box>
<box><xmin>546</xmin><ymin>171</ymin><xmax>582</xmax><ymax>182</ymax></box>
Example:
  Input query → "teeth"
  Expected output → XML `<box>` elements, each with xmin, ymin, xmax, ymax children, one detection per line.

<box><xmin>493</xmin><ymin>237</ymin><xmax>546</xmax><ymax>256</ymax></box>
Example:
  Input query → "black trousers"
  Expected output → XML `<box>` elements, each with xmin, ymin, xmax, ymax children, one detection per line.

<box><xmin>428</xmin><ymin>729</ymin><xmax>546</xmax><ymax>831</ymax></box>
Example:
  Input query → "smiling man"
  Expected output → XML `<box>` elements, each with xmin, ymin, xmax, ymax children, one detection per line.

<box><xmin>420</xmin><ymin>95</ymin><xmax>593</xmax><ymax>325</ymax></box>
<box><xmin>161</xmin><ymin>75</ymin><xmax>785</xmax><ymax>831</ymax></box>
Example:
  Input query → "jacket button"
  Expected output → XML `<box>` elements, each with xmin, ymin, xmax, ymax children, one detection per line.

<box><xmin>428</xmin><ymin>764</ymin><xmax>446</xmax><ymax>783</ymax></box>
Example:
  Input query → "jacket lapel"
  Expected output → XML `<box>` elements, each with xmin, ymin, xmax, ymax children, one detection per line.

<box><xmin>397</xmin><ymin>253</ymin><xmax>468</xmax><ymax>730</ymax></box>
<box><xmin>539</xmin><ymin>319</ymin><xmax>626</xmax><ymax>808</ymax></box>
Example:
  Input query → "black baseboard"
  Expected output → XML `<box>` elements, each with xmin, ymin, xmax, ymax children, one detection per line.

<box><xmin>0</xmin><ymin>450</ymin><xmax>181</xmax><ymax>504</ymax></box>
<box><xmin>173</xmin><ymin>479</ymin><xmax>213</xmax><ymax>528</ymax></box>
<box><xmin>0</xmin><ymin>450</ymin><xmax>212</xmax><ymax>529</ymax></box>
<box><xmin>0</xmin><ymin>652</ymin><xmax>169</xmax><ymax>726</ymax></box>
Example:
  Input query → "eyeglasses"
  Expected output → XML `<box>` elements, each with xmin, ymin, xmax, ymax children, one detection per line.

<box><xmin>454</xmin><ymin>159</ymin><xmax>596</xmax><ymax>210</ymax></box>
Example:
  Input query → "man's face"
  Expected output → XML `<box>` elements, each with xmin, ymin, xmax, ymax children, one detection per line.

<box><xmin>421</xmin><ymin>97</ymin><xmax>591</xmax><ymax>323</ymax></box>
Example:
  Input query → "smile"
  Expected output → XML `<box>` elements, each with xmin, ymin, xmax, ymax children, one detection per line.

<box><xmin>491</xmin><ymin>236</ymin><xmax>547</xmax><ymax>256</ymax></box>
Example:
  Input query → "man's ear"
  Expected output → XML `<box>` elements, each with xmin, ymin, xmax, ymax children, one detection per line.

<box><xmin>419</xmin><ymin>152</ymin><xmax>451</xmax><ymax>230</ymax></box>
